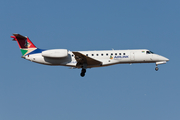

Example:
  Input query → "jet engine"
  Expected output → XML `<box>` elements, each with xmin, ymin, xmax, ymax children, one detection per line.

<box><xmin>42</xmin><ymin>49</ymin><xmax>68</xmax><ymax>58</ymax></box>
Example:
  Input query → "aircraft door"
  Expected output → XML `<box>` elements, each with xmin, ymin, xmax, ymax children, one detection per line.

<box><xmin>130</xmin><ymin>52</ymin><xmax>135</xmax><ymax>61</ymax></box>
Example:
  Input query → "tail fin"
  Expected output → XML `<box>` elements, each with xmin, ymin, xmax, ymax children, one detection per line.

<box><xmin>11</xmin><ymin>34</ymin><xmax>37</xmax><ymax>56</ymax></box>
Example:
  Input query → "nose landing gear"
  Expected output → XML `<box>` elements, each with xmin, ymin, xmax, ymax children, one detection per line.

<box><xmin>155</xmin><ymin>67</ymin><xmax>159</xmax><ymax>71</ymax></box>
<box><xmin>155</xmin><ymin>64</ymin><xmax>159</xmax><ymax>71</ymax></box>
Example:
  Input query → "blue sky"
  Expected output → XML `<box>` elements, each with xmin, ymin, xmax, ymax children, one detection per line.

<box><xmin>1</xmin><ymin>0</ymin><xmax>180</xmax><ymax>120</ymax></box>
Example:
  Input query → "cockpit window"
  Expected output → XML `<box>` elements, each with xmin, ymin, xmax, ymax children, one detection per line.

<box><xmin>146</xmin><ymin>51</ymin><xmax>150</xmax><ymax>54</ymax></box>
<box><xmin>150</xmin><ymin>51</ymin><xmax>154</xmax><ymax>54</ymax></box>
<box><xmin>146</xmin><ymin>51</ymin><xmax>154</xmax><ymax>54</ymax></box>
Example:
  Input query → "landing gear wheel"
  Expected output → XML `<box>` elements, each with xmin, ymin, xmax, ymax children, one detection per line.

<box><xmin>155</xmin><ymin>67</ymin><xmax>159</xmax><ymax>71</ymax></box>
<box><xmin>80</xmin><ymin>72</ymin><xmax>85</xmax><ymax>77</ymax></box>
<box><xmin>80</xmin><ymin>68</ymin><xmax>86</xmax><ymax>77</ymax></box>
<box><xmin>82</xmin><ymin>69</ymin><xmax>86</xmax><ymax>73</ymax></box>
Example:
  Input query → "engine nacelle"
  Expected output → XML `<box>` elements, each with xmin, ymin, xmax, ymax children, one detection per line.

<box><xmin>42</xmin><ymin>49</ymin><xmax>68</xmax><ymax>58</ymax></box>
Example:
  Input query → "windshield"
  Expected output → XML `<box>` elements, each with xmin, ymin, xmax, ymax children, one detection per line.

<box><xmin>146</xmin><ymin>51</ymin><xmax>154</xmax><ymax>54</ymax></box>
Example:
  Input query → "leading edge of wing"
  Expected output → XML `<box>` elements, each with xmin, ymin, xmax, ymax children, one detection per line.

<box><xmin>72</xmin><ymin>52</ymin><xmax>102</xmax><ymax>66</ymax></box>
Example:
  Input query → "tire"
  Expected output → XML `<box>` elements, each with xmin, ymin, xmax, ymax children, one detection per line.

<box><xmin>82</xmin><ymin>69</ymin><xmax>86</xmax><ymax>73</ymax></box>
<box><xmin>155</xmin><ymin>67</ymin><xmax>159</xmax><ymax>71</ymax></box>
<box><xmin>80</xmin><ymin>72</ymin><xmax>85</xmax><ymax>77</ymax></box>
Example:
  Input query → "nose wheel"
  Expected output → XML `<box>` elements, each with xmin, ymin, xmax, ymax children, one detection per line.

<box><xmin>80</xmin><ymin>68</ymin><xmax>86</xmax><ymax>77</ymax></box>
<box><xmin>155</xmin><ymin>67</ymin><xmax>159</xmax><ymax>71</ymax></box>
<box><xmin>155</xmin><ymin>64</ymin><xmax>159</xmax><ymax>71</ymax></box>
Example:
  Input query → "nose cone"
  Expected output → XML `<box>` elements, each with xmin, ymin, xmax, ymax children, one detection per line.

<box><xmin>159</xmin><ymin>55</ymin><xmax>169</xmax><ymax>62</ymax></box>
<box><xmin>165</xmin><ymin>57</ymin><xmax>169</xmax><ymax>62</ymax></box>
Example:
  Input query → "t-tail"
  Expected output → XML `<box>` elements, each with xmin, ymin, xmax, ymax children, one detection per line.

<box><xmin>11</xmin><ymin>34</ymin><xmax>37</xmax><ymax>57</ymax></box>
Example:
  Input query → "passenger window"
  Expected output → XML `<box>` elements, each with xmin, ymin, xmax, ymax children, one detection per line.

<box><xmin>115</xmin><ymin>53</ymin><xmax>117</xmax><ymax>55</ymax></box>
<box><xmin>123</xmin><ymin>53</ymin><xmax>125</xmax><ymax>55</ymax></box>
<box><xmin>119</xmin><ymin>53</ymin><xmax>121</xmax><ymax>55</ymax></box>
<box><xmin>97</xmin><ymin>54</ymin><xmax>98</xmax><ymax>56</ymax></box>
<box><xmin>92</xmin><ymin>54</ymin><xmax>94</xmax><ymax>56</ymax></box>
<box><xmin>111</xmin><ymin>53</ymin><xmax>113</xmax><ymax>55</ymax></box>
<box><xmin>86</xmin><ymin>54</ymin><xmax>88</xmax><ymax>56</ymax></box>
<box><xmin>106</xmin><ymin>53</ymin><xmax>108</xmax><ymax>56</ymax></box>
<box><xmin>72</xmin><ymin>54</ymin><xmax>74</xmax><ymax>57</ymax></box>
<box><xmin>101</xmin><ymin>54</ymin><xmax>103</xmax><ymax>56</ymax></box>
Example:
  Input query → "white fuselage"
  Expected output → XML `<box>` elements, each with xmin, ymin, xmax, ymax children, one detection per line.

<box><xmin>24</xmin><ymin>49</ymin><xmax>169</xmax><ymax>68</ymax></box>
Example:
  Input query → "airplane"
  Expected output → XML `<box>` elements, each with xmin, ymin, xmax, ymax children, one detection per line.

<box><xmin>11</xmin><ymin>34</ymin><xmax>169</xmax><ymax>77</ymax></box>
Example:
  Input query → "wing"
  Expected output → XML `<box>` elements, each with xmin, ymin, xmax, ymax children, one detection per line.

<box><xmin>72</xmin><ymin>52</ymin><xmax>102</xmax><ymax>67</ymax></box>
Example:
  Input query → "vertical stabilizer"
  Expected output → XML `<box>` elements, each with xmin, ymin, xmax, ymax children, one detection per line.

<box><xmin>11</xmin><ymin>34</ymin><xmax>37</xmax><ymax>56</ymax></box>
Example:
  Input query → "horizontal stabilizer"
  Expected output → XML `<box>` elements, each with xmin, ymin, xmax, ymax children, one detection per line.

<box><xmin>11</xmin><ymin>34</ymin><xmax>27</xmax><ymax>41</ymax></box>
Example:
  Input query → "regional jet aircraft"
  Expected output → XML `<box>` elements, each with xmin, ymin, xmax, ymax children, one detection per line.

<box><xmin>11</xmin><ymin>34</ymin><xmax>169</xmax><ymax>77</ymax></box>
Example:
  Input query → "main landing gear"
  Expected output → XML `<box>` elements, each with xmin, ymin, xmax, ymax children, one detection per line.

<box><xmin>80</xmin><ymin>68</ymin><xmax>86</xmax><ymax>77</ymax></box>
<box><xmin>80</xmin><ymin>64</ymin><xmax>87</xmax><ymax>77</ymax></box>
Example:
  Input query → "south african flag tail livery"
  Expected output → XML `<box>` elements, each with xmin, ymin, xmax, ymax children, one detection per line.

<box><xmin>11</xmin><ymin>34</ymin><xmax>169</xmax><ymax>77</ymax></box>
<box><xmin>11</xmin><ymin>34</ymin><xmax>37</xmax><ymax>57</ymax></box>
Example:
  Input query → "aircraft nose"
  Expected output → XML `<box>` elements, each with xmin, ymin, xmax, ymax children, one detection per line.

<box><xmin>165</xmin><ymin>57</ymin><xmax>169</xmax><ymax>62</ymax></box>
<box><xmin>159</xmin><ymin>55</ymin><xmax>169</xmax><ymax>62</ymax></box>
